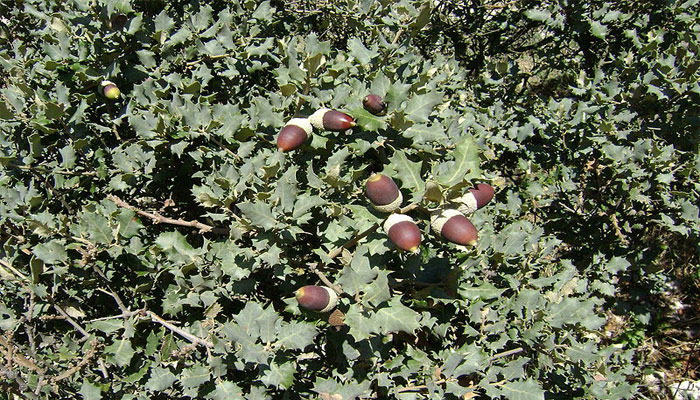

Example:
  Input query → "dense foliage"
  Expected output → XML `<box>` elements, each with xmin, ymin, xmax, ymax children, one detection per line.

<box><xmin>1</xmin><ymin>0</ymin><xmax>698</xmax><ymax>399</ymax></box>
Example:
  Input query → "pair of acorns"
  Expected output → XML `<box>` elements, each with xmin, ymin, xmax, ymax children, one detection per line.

<box><xmin>366</xmin><ymin>174</ymin><xmax>494</xmax><ymax>252</ymax></box>
<box><xmin>277</xmin><ymin>94</ymin><xmax>388</xmax><ymax>152</ymax></box>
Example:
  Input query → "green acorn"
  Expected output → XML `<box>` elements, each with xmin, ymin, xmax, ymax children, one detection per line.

<box><xmin>100</xmin><ymin>80</ymin><xmax>120</xmax><ymax>99</ymax></box>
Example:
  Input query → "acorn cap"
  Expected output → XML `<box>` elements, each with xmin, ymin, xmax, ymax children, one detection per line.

<box><xmin>384</xmin><ymin>214</ymin><xmax>421</xmax><ymax>253</ymax></box>
<box><xmin>296</xmin><ymin>285</ymin><xmax>338</xmax><ymax>313</ymax></box>
<box><xmin>471</xmin><ymin>183</ymin><xmax>494</xmax><ymax>208</ymax></box>
<box><xmin>309</xmin><ymin>108</ymin><xmax>355</xmax><ymax>131</ymax></box>
<box><xmin>430</xmin><ymin>209</ymin><xmax>462</xmax><ymax>234</ymax></box>
<box><xmin>453</xmin><ymin>192</ymin><xmax>478</xmax><ymax>215</ymax></box>
<box><xmin>431</xmin><ymin>209</ymin><xmax>477</xmax><ymax>246</ymax></box>
<box><xmin>365</xmin><ymin>174</ymin><xmax>402</xmax><ymax>212</ymax></box>
<box><xmin>287</xmin><ymin>118</ymin><xmax>313</xmax><ymax>135</ymax></box>
<box><xmin>277</xmin><ymin>118</ymin><xmax>313</xmax><ymax>151</ymax></box>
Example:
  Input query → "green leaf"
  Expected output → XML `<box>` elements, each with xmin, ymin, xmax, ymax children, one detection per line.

<box><xmin>387</xmin><ymin>151</ymin><xmax>424</xmax><ymax>201</ymax></box>
<box><xmin>154</xmin><ymin>231</ymin><xmax>204</xmax><ymax>266</ymax></box>
<box><xmin>79</xmin><ymin>380</ymin><xmax>102</xmax><ymax>400</ymax></box>
<box><xmin>33</xmin><ymin>240</ymin><xmax>67</xmax><ymax>265</ymax></box>
<box><xmin>590</xmin><ymin>20</ymin><xmax>608</xmax><ymax>39</ymax></box>
<box><xmin>350</xmin><ymin>106</ymin><xmax>388</xmax><ymax>132</ymax></box>
<box><xmin>261</xmin><ymin>361</ymin><xmax>296</xmax><ymax>389</ymax></box>
<box><xmin>403</xmin><ymin>91</ymin><xmax>443</xmax><ymax>123</ymax></box>
<box><xmin>498</xmin><ymin>379</ymin><xmax>545</xmax><ymax>400</ymax></box>
<box><xmin>209</xmin><ymin>381</ymin><xmax>243</xmax><ymax>399</ymax></box>
<box><xmin>459</xmin><ymin>281</ymin><xmax>505</xmax><ymax>300</ymax></box>
<box><xmin>345</xmin><ymin>304</ymin><xmax>373</xmax><ymax>341</ymax></box>
<box><xmin>436</xmin><ymin>136</ymin><xmax>481</xmax><ymax>186</ymax></box>
<box><xmin>116</xmin><ymin>209</ymin><xmax>143</xmax><ymax>239</ymax></box>
<box><xmin>524</xmin><ymin>9</ymin><xmax>551</xmax><ymax>21</ymax></box>
<box><xmin>105</xmin><ymin>338</ymin><xmax>135</xmax><ymax>367</ymax></box>
<box><xmin>238</xmin><ymin>201</ymin><xmax>278</xmax><ymax>230</ymax></box>
<box><xmin>146</xmin><ymin>366</ymin><xmax>177</xmax><ymax>392</ymax></box>
<box><xmin>180</xmin><ymin>364</ymin><xmax>210</xmax><ymax>388</ymax></box>
<box><xmin>347</xmin><ymin>37</ymin><xmax>377</xmax><ymax>65</ymax></box>
<box><xmin>371</xmin><ymin>297</ymin><xmax>420</xmax><ymax>334</ymax></box>
<box><xmin>363</xmin><ymin>270</ymin><xmax>391</xmax><ymax>307</ymax></box>
<box><xmin>277</xmin><ymin>321</ymin><xmax>317</xmax><ymax>350</ymax></box>
<box><xmin>337</xmin><ymin>247</ymin><xmax>377</xmax><ymax>295</ymax></box>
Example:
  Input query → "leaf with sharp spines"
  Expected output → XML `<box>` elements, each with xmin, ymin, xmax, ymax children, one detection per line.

<box><xmin>145</xmin><ymin>366</ymin><xmax>177</xmax><ymax>392</ymax></box>
<box><xmin>459</xmin><ymin>281</ymin><xmax>505</xmax><ymax>300</ymax></box>
<box><xmin>363</xmin><ymin>270</ymin><xmax>391</xmax><ymax>307</ymax></box>
<box><xmin>210</xmin><ymin>381</ymin><xmax>244</xmax><ymax>399</ymax></box>
<box><xmin>345</xmin><ymin>304</ymin><xmax>373</xmax><ymax>341</ymax></box>
<box><xmin>277</xmin><ymin>321</ymin><xmax>317</xmax><ymax>350</ymax></box>
<box><xmin>180</xmin><ymin>365</ymin><xmax>210</xmax><ymax>388</ymax></box>
<box><xmin>370</xmin><ymin>297</ymin><xmax>420</xmax><ymax>334</ymax></box>
<box><xmin>498</xmin><ymin>378</ymin><xmax>545</xmax><ymax>400</ymax></box>
<box><xmin>435</xmin><ymin>136</ymin><xmax>481</xmax><ymax>187</ymax></box>
<box><xmin>347</xmin><ymin>37</ymin><xmax>378</xmax><ymax>65</ymax></box>
<box><xmin>238</xmin><ymin>201</ymin><xmax>278</xmax><ymax>230</ymax></box>
<box><xmin>386</xmin><ymin>150</ymin><xmax>424</xmax><ymax>201</ymax></box>
<box><xmin>350</xmin><ymin>106</ymin><xmax>388</xmax><ymax>132</ymax></box>
<box><xmin>105</xmin><ymin>338</ymin><xmax>135</xmax><ymax>367</ymax></box>
<box><xmin>403</xmin><ymin>91</ymin><xmax>443</xmax><ymax>123</ymax></box>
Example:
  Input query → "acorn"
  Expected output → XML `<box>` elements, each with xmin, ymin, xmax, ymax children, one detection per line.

<box><xmin>453</xmin><ymin>183</ymin><xmax>495</xmax><ymax>215</ymax></box>
<box><xmin>277</xmin><ymin>118</ymin><xmax>313</xmax><ymax>152</ymax></box>
<box><xmin>362</xmin><ymin>94</ymin><xmax>387</xmax><ymax>115</ymax></box>
<box><xmin>309</xmin><ymin>108</ymin><xmax>355</xmax><ymax>131</ymax></box>
<box><xmin>365</xmin><ymin>174</ymin><xmax>403</xmax><ymax>212</ymax></box>
<box><xmin>383</xmin><ymin>214</ymin><xmax>421</xmax><ymax>253</ymax></box>
<box><xmin>296</xmin><ymin>285</ymin><xmax>338</xmax><ymax>312</ymax></box>
<box><xmin>430</xmin><ymin>209</ymin><xmax>478</xmax><ymax>246</ymax></box>
<box><xmin>100</xmin><ymin>80</ymin><xmax>120</xmax><ymax>99</ymax></box>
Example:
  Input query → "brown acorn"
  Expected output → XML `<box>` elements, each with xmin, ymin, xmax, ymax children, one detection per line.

<box><xmin>99</xmin><ymin>80</ymin><xmax>120</xmax><ymax>99</ymax></box>
<box><xmin>296</xmin><ymin>285</ymin><xmax>338</xmax><ymax>312</ymax></box>
<box><xmin>365</xmin><ymin>174</ymin><xmax>402</xmax><ymax>212</ymax></box>
<box><xmin>383</xmin><ymin>214</ymin><xmax>421</xmax><ymax>253</ymax></box>
<box><xmin>430</xmin><ymin>209</ymin><xmax>478</xmax><ymax>246</ymax></box>
<box><xmin>362</xmin><ymin>94</ymin><xmax>387</xmax><ymax>115</ymax></box>
<box><xmin>309</xmin><ymin>108</ymin><xmax>355</xmax><ymax>131</ymax></box>
<box><xmin>454</xmin><ymin>183</ymin><xmax>495</xmax><ymax>214</ymax></box>
<box><xmin>277</xmin><ymin>118</ymin><xmax>313</xmax><ymax>152</ymax></box>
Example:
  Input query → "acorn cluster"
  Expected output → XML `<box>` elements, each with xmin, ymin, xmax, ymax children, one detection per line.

<box><xmin>366</xmin><ymin>174</ymin><xmax>494</xmax><ymax>251</ymax></box>
<box><xmin>294</xmin><ymin>95</ymin><xmax>388</xmax><ymax>313</ymax></box>
<box><xmin>293</xmin><ymin>94</ymin><xmax>495</xmax><ymax>316</ymax></box>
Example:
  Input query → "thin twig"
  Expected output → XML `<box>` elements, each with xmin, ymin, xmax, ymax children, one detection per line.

<box><xmin>327</xmin><ymin>223</ymin><xmax>380</xmax><ymax>260</ymax></box>
<box><xmin>86</xmin><ymin>310</ymin><xmax>141</xmax><ymax>323</ymax></box>
<box><xmin>308</xmin><ymin>263</ymin><xmax>343</xmax><ymax>295</ymax></box>
<box><xmin>51</xmin><ymin>339</ymin><xmax>100</xmax><ymax>383</ymax></box>
<box><xmin>5</xmin><ymin>163</ymin><xmax>96</xmax><ymax>176</ymax></box>
<box><xmin>107</xmin><ymin>195</ymin><xmax>228</xmax><ymax>234</ymax></box>
<box><xmin>148</xmin><ymin>311</ymin><xmax>213</xmax><ymax>348</ymax></box>
<box><xmin>51</xmin><ymin>302</ymin><xmax>90</xmax><ymax>341</ymax></box>
<box><xmin>0</xmin><ymin>259</ymin><xmax>28</xmax><ymax>281</ymax></box>
<box><xmin>96</xmin><ymin>288</ymin><xmax>129</xmax><ymax>315</ymax></box>
<box><xmin>489</xmin><ymin>347</ymin><xmax>524</xmax><ymax>362</ymax></box>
